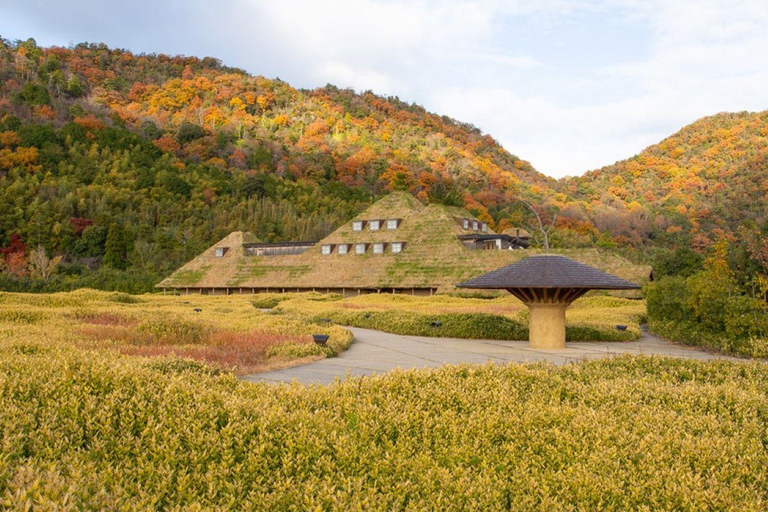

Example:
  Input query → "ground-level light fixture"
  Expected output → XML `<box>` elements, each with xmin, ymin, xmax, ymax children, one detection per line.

<box><xmin>458</xmin><ymin>255</ymin><xmax>640</xmax><ymax>349</ymax></box>
<box><xmin>312</xmin><ymin>334</ymin><xmax>330</xmax><ymax>346</ymax></box>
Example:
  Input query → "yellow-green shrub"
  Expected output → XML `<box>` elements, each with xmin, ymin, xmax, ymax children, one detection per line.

<box><xmin>1</xmin><ymin>346</ymin><xmax>767</xmax><ymax>510</ymax></box>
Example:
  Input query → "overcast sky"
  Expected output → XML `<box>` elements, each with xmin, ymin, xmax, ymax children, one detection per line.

<box><xmin>1</xmin><ymin>0</ymin><xmax>767</xmax><ymax>178</ymax></box>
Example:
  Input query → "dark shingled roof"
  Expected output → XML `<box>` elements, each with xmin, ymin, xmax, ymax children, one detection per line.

<box><xmin>457</xmin><ymin>255</ymin><xmax>641</xmax><ymax>290</ymax></box>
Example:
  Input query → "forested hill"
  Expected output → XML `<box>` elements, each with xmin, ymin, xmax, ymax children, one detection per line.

<box><xmin>0</xmin><ymin>38</ymin><xmax>559</xmax><ymax>289</ymax></box>
<box><xmin>565</xmin><ymin>111</ymin><xmax>768</xmax><ymax>249</ymax></box>
<box><xmin>0</xmin><ymin>37</ymin><xmax>766</xmax><ymax>292</ymax></box>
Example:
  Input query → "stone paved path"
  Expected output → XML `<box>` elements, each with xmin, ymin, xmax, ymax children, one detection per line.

<box><xmin>242</xmin><ymin>327</ymin><xmax>741</xmax><ymax>385</ymax></box>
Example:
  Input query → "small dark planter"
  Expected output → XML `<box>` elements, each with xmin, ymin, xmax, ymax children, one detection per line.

<box><xmin>313</xmin><ymin>334</ymin><xmax>330</xmax><ymax>346</ymax></box>
<box><xmin>431</xmin><ymin>321</ymin><xmax>442</xmax><ymax>328</ymax></box>
<box><xmin>616</xmin><ymin>324</ymin><xmax>628</xmax><ymax>331</ymax></box>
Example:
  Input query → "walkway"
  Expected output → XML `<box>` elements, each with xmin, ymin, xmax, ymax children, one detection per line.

<box><xmin>242</xmin><ymin>327</ymin><xmax>740</xmax><ymax>385</ymax></box>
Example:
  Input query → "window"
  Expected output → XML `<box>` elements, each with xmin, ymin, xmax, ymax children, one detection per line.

<box><xmin>352</xmin><ymin>221</ymin><xmax>364</xmax><ymax>231</ymax></box>
<box><xmin>473</xmin><ymin>220</ymin><xmax>479</xmax><ymax>231</ymax></box>
<box><xmin>369</xmin><ymin>220</ymin><xmax>381</xmax><ymax>231</ymax></box>
<box><xmin>321</xmin><ymin>244</ymin><xmax>332</xmax><ymax>255</ymax></box>
<box><xmin>373</xmin><ymin>242</ymin><xmax>385</xmax><ymax>254</ymax></box>
<box><xmin>462</xmin><ymin>219</ymin><xmax>470</xmax><ymax>229</ymax></box>
<box><xmin>355</xmin><ymin>243</ymin><xmax>367</xmax><ymax>254</ymax></box>
<box><xmin>387</xmin><ymin>219</ymin><xmax>399</xmax><ymax>230</ymax></box>
<box><xmin>214</xmin><ymin>247</ymin><xmax>227</xmax><ymax>258</ymax></box>
<box><xmin>338</xmin><ymin>244</ymin><xmax>349</xmax><ymax>255</ymax></box>
<box><xmin>391</xmin><ymin>242</ymin><xmax>403</xmax><ymax>254</ymax></box>
<box><xmin>481</xmin><ymin>223</ymin><xmax>488</xmax><ymax>232</ymax></box>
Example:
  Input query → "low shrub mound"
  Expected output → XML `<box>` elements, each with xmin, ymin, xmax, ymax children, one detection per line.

<box><xmin>314</xmin><ymin>309</ymin><xmax>529</xmax><ymax>340</ymax></box>
<box><xmin>1</xmin><ymin>348</ymin><xmax>767</xmax><ymax>510</ymax></box>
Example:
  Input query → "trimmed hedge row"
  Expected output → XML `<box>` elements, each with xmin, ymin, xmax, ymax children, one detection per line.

<box><xmin>300</xmin><ymin>308</ymin><xmax>639</xmax><ymax>342</ymax></box>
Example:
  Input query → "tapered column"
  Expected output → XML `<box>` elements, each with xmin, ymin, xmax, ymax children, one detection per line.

<box><xmin>527</xmin><ymin>302</ymin><xmax>568</xmax><ymax>349</ymax></box>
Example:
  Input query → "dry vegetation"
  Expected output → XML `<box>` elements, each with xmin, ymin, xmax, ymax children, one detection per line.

<box><xmin>0</xmin><ymin>290</ymin><xmax>352</xmax><ymax>374</ymax></box>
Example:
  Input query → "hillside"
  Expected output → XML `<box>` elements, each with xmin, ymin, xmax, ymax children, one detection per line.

<box><xmin>566</xmin><ymin>111</ymin><xmax>768</xmax><ymax>249</ymax></box>
<box><xmin>0</xmin><ymin>37</ymin><xmax>560</xmax><ymax>290</ymax></box>
<box><xmin>0</xmin><ymin>37</ymin><xmax>766</xmax><ymax>293</ymax></box>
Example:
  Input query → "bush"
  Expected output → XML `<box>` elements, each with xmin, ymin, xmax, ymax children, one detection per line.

<box><xmin>318</xmin><ymin>309</ymin><xmax>529</xmax><ymax>341</ymax></box>
<box><xmin>647</xmin><ymin>275</ymin><xmax>768</xmax><ymax>357</ymax></box>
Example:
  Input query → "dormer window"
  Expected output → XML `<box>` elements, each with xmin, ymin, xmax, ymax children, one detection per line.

<box><xmin>352</xmin><ymin>221</ymin><xmax>364</xmax><ymax>231</ymax></box>
<box><xmin>214</xmin><ymin>247</ymin><xmax>228</xmax><ymax>258</ymax></box>
<box><xmin>355</xmin><ymin>243</ymin><xmax>367</xmax><ymax>254</ymax></box>
<box><xmin>372</xmin><ymin>242</ymin><xmax>385</xmax><ymax>254</ymax></box>
<box><xmin>462</xmin><ymin>219</ymin><xmax>469</xmax><ymax>229</ymax></box>
<box><xmin>481</xmin><ymin>223</ymin><xmax>488</xmax><ymax>232</ymax></box>
<box><xmin>321</xmin><ymin>244</ymin><xmax>333</xmax><ymax>255</ymax></box>
<box><xmin>386</xmin><ymin>219</ymin><xmax>399</xmax><ymax>230</ymax></box>
<box><xmin>369</xmin><ymin>220</ymin><xmax>381</xmax><ymax>231</ymax></box>
<box><xmin>338</xmin><ymin>244</ymin><xmax>349</xmax><ymax>255</ymax></box>
<box><xmin>391</xmin><ymin>242</ymin><xmax>404</xmax><ymax>253</ymax></box>
<box><xmin>473</xmin><ymin>220</ymin><xmax>479</xmax><ymax>231</ymax></box>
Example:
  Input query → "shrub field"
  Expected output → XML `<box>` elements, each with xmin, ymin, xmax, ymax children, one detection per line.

<box><xmin>2</xmin><ymin>290</ymin><xmax>767</xmax><ymax>509</ymax></box>
<box><xmin>1</xmin><ymin>341</ymin><xmax>768</xmax><ymax>509</ymax></box>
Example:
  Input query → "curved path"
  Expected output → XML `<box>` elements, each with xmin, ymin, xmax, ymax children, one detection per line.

<box><xmin>242</xmin><ymin>327</ymin><xmax>740</xmax><ymax>385</ymax></box>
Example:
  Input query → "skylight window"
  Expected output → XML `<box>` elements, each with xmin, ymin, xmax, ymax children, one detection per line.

<box><xmin>352</xmin><ymin>221</ymin><xmax>364</xmax><ymax>231</ymax></box>
<box><xmin>369</xmin><ymin>220</ymin><xmax>381</xmax><ymax>231</ymax></box>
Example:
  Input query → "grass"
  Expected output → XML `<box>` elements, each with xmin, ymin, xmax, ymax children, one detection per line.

<box><xmin>269</xmin><ymin>292</ymin><xmax>646</xmax><ymax>342</ymax></box>
<box><xmin>1</xmin><ymin>345</ymin><xmax>767</xmax><ymax>510</ymax></box>
<box><xmin>0</xmin><ymin>289</ymin><xmax>352</xmax><ymax>375</ymax></box>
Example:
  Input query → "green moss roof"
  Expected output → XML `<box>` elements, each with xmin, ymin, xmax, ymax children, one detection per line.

<box><xmin>158</xmin><ymin>193</ymin><xmax>650</xmax><ymax>293</ymax></box>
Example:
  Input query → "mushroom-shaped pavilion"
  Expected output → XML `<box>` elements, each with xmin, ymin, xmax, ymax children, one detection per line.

<box><xmin>457</xmin><ymin>255</ymin><xmax>641</xmax><ymax>349</ymax></box>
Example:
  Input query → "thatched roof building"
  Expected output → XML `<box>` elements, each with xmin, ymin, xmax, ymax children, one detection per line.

<box><xmin>158</xmin><ymin>192</ymin><xmax>649</xmax><ymax>296</ymax></box>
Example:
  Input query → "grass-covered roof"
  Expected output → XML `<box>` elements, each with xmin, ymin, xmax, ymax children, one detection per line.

<box><xmin>158</xmin><ymin>193</ymin><xmax>649</xmax><ymax>293</ymax></box>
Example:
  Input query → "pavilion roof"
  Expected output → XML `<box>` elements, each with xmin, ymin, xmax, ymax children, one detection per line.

<box><xmin>457</xmin><ymin>254</ymin><xmax>641</xmax><ymax>290</ymax></box>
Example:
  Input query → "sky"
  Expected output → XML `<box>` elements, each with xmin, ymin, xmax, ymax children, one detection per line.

<box><xmin>1</xmin><ymin>0</ymin><xmax>767</xmax><ymax>178</ymax></box>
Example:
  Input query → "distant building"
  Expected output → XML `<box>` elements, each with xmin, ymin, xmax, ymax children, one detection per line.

<box><xmin>157</xmin><ymin>192</ymin><xmax>644</xmax><ymax>296</ymax></box>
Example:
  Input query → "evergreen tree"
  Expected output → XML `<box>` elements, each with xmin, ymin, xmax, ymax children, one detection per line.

<box><xmin>104</xmin><ymin>223</ymin><xmax>128</xmax><ymax>270</ymax></box>
<box><xmin>66</xmin><ymin>75</ymin><xmax>83</xmax><ymax>98</ymax></box>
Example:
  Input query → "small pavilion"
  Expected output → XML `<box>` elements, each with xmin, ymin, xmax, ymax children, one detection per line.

<box><xmin>457</xmin><ymin>255</ymin><xmax>641</xmax><ymax>349</ymax></box>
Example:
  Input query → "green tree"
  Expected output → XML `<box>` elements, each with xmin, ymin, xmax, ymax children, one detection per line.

<box><xmin>15</xmin><ymin>83</ymin><xmax>51</xmax><ymax>107</ymax></box>
<box><xmin>104</xmin><ymin>223</ymin><xmax>128</xmax><ymax>270</ymax></box>
<box><xmin>653</xmin><ymin>247</ymin><xmax>704</xmax><ymax>279</ymax></box>
<box><xmin>66</xmin><ymin>75</ymin><xmax>83</xmax><ymax>98</ymax></box>
<box><xmin>177</xmin><ymin>121</ymin><xmax>206</xmax><ymax>144</ymax></box>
